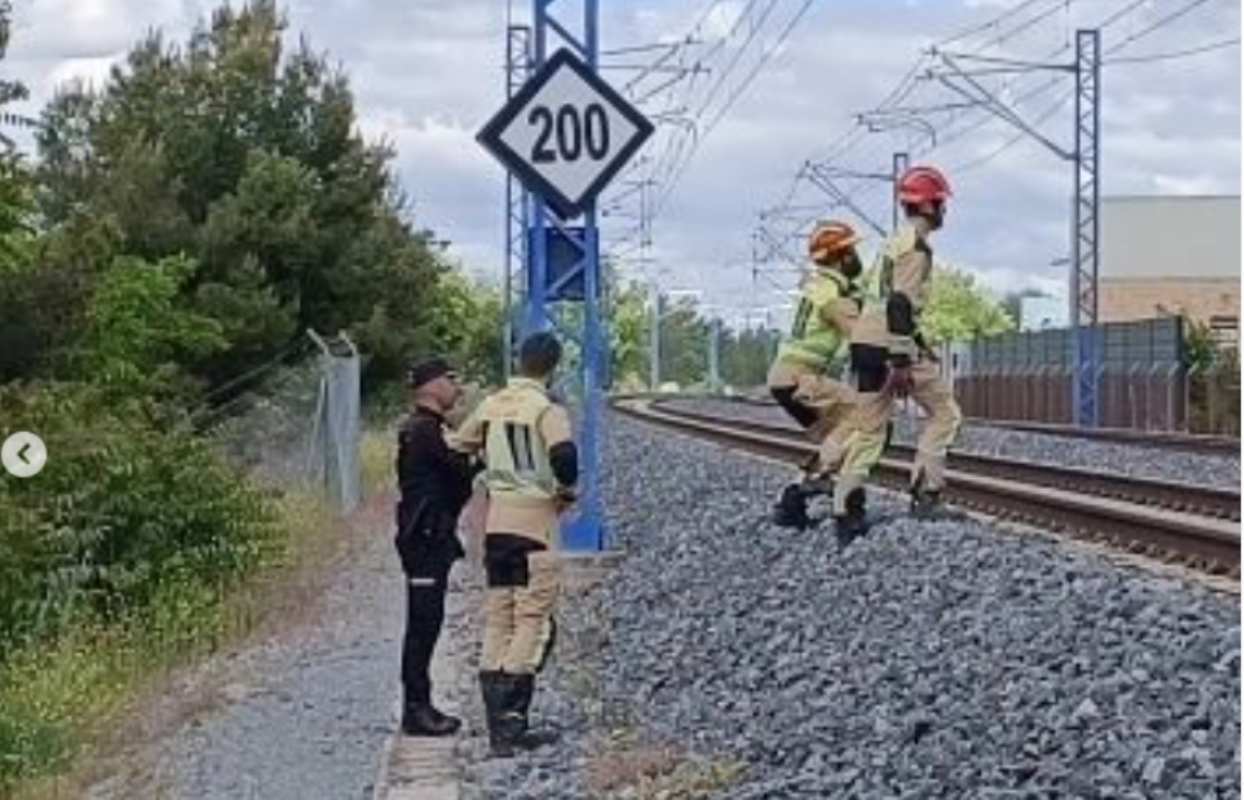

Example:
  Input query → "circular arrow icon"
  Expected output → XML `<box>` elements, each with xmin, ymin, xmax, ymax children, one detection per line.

<box><xmin>3</xmin><ymin>432</ymin><xmax>47</xmax><ymax>478</ymax></box>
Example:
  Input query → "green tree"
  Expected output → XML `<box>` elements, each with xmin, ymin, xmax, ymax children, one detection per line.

<box><xmin>75</xmin><ymin>254</ymin><xmax>227</xmax><ymax>399</ymax></box>
<box><xmin>30</xmin><ymin>0</ymin><xmax>447</xmax><ymax>395</ymax></box>
<box><xmin>721</xmin><ymin>325</ymin><xmax>779</xmax><ymax>388</ymax></box>
<box><xmin>921</xmin><ymin>266</ymin><xmax>1014</xmax><ymax>344</ymax></box>
<box><xmin>1000</xmin><ymin>288</ymin><xmax>1046</xmax><ymax>329</ymax></box>
<box><xmin>658</xmin><ymin>296</ymin><xmax>710</xmax><ymax>386</ymax></box>
<box><xmin>608</xmin><ymin>280</ymin><xmax>649</xmax><ymax>386</ymax></box>
<box><xmin>0</xmin><ymin>1</ymin><xmax>27</xmax><ymax>110</ymax></box>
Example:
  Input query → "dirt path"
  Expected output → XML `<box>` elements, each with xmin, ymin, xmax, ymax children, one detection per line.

<box><xmin>83</xmin><ymin>493</ymin><xmax>410</xmax><ymax>800</ymax></box>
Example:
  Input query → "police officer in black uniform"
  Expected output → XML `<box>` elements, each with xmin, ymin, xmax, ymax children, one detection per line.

<box><xmin>395</xmin><ymin>357</ymin><xmax>479</xmax><ymax>736</ymax></box>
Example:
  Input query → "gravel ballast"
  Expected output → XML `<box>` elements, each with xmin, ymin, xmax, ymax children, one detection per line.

<box><xmin>452</xmin><ymin>412</ymin><xmax>1239</xmax><ymax>798</ymax></box>
<box><xmin>105</xmin><ymin>411</ymin><xmax>1237</xmax><ymax>799</ymax></box>
<box><xmin>78</xmin><ymin>497</ymin><xmax>405</xmax><ymax>800</ymax></box>
<box><xmin>662</xmin><ymin>396</ymin><xmax>1241</xmax><ymax>490</ymax></box>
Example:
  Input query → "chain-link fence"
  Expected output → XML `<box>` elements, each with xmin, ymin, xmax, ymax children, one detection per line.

<box><xmin>191</xmin><ymin>330</ymin><xmax>362</xmax><ymax>512</ymax></box>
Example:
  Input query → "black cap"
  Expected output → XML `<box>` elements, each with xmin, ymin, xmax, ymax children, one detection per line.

<box><xmin>407</xmin><ymin>357</ymin><xmax>455</xmax><ymax>389</ymax></box>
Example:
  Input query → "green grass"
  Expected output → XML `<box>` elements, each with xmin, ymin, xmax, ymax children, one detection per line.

<box><xmin>360</xmin><ymin>428</ymin><xmax>395</xmax><ymax>498</ymax></box>
<box><xmin>0</xmin><ymin>488</ymin><xmax>340</xmax><ymax>798</ymax></box>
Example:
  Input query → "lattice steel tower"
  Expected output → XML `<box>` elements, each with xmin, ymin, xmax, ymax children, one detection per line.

<box><xmin>1071</xmin><ymin>28</ymin><xmax>1101</xmax><ymax>427</ymax></box>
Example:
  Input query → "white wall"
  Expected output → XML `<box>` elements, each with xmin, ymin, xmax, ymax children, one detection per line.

<box><xmin>1101</xmin><ymin>196</ymin><xmax>1241</xmax><ymax>280</ymax></box>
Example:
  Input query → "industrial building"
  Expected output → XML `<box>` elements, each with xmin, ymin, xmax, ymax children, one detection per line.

<box><xmin>1097</xmin><ymin>195</ymin><xmax>1241</xmax><ymax>346</ymax></box>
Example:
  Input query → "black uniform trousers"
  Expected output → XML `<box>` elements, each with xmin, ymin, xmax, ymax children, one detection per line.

<box><xmin>400</xmin><ymin>545</ymin><xmax>454</xmax><ymax>707</ymax></box>
<box><xmin>394</xmin><ymin>407</ymin><xmax>474</xmax><ymax>710</ymax></box>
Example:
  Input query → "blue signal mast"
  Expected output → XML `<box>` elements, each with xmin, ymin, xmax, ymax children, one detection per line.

<box><xmin>522</xmin><ymin>0</ymin><xmax>608</xmax><ymax>551</ymax></box>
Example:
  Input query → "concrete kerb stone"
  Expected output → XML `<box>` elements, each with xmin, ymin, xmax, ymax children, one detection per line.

<box><xmin>560</xmin><ymin>549</ymin><xmax>626</xmax><ymax>592</ymax></box>
<box><xmin>373</xmin><ymin>547</ymin><xmax>623</xmax><ymax>799</ymax></box>
<box><xmin>372</xmin><ymin>577</ymin><xmax>470</xmax><ymax>800</ymax></box>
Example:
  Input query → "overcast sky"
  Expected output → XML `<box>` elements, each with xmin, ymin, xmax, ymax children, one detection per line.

<box><xmin>5</xmin><ymin>0</ymin><xmax>1240</xmax><ymax>328</ymax></box>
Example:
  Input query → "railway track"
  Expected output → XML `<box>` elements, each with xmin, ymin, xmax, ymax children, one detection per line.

<box><xmin>725</xmin><ymin>394</ymin><xmax>1240</xmax><ymax>456</ymax></box>
<box><xmin>614</xmin><ymin>397</ymin><xmax>1241</xmax><ymax>576</ymax></box>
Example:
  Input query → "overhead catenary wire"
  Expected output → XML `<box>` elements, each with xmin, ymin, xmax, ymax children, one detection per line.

<box><xmin>617</xmin><ymin>0</ymin><xmax>1228</xmax><ymax>312</ymax></box>
<box><xmin>947</xmin><ymin>87</ymin><xmax>1076</xmax><ymax>174</ymax></box>
<box><xmin>746</xmin><ymin>0</ymin><xmax>1226</xmax><ymax>301</ymax></box>
<box><xmin>749</xmin><ymin>0</ymin><xmax>1086</xmax><ymax>285</ymax></box>
<box><xmin>938</xmin><ymin>0</ymin><xmax>1049</xmax><ymax>47</ymax></box>
<box><xmin>1103</xmin><ymin>0</ymin><xmax>1218</xmax><ymax>55</ymax></box>
<box><xmin>1103</xmin><ymin>35</ymin><xmax>1241</xmax><ymax>64</ymax></box>
<box><xmin>762</xmin><ymin>0</ymin><xmax>1181</xmax><ymax>226</ymax></box>
<box><xmin>654</xmin><ymin>0</ymin><xmax>817</xmax><ymax>217</ymax></box>
<box><xmin>976</xmin><ymin>0</ymin><xmax>1075</xmax><ymax>53</ymax></box>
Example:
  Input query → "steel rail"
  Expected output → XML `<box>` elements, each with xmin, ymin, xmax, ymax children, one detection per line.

<box><xmin>614</xmin><ymin>398</ymin><xmax>1240</xmax><ymax>575</ymax></box>
<box><xmin>649</xmin><ymin>400</ymin><xmax>1240</xmax><ymax>522</ymax></box>
<box><xmin>721</xmin><ymin>395</ymin><xmax>1241</xmax><ymax>457</ymax></box>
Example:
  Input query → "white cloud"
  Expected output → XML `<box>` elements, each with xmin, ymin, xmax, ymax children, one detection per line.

<box><xmin>1</xmin><ymin>0</ymin><xmax>1237</xmax><ymax>323</ymax></box>
<box><xmin>702</xmin><ymin>2</ymin><xmax>747</xmax><ymax>39</ymax></box>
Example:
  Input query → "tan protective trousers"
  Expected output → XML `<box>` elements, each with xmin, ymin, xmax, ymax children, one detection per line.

<box><xmin>833</xmin><ymin>358</ymin><xmax>962</xmax><ymax>514</ymax></box>
<box><xmin>766</xmin><ymin>360</ymin><xmax>859</xmax><ymax>473</ymax></box>
<box><xmin>481</xmin><ymin>550</ymin><xmax>560</xmax><ymax>675</ymax></box>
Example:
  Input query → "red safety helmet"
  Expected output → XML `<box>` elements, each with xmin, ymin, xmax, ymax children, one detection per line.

<box><xmin>897</xmin><ymin>165</ymin><xmax>952</xmax><ymax>206</ymax></box>
<box><xmin>807</xmin><ymin>220</ymin><xmax>861</xmax><ymax>265</ymax></box>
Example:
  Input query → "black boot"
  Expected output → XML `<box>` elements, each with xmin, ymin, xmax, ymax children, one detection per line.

<box><xmin>833</xmin><ymin>487</ymin><xmax>869</xmax><ymax>550</ymax></box>
<box><xmin>909</xmin><ymin>488</ymin><xmax>944</xmax><ymax>519</ymax></box>
<box><xmin>508</xmin><ymin>673</ymin><xmax>559</xmax><ymax>748</ymax></box>
<box><xmin>909</xmin><ymin>470</ymin><xmax>953</xmax><ymax>520</ymax></box>
<box><xmin>479</xmin><ymin>670</ymin><xmax>515</xmax><ymax>757</ymax></box>
<box><xmin>401</xmin><ymin>699</ymin><xmax>461</xmax><ymax>737</ymax></box>
<box><xmin>772</xmin><ymin>483</ymin><xmax>811</xmax><ymax>529</ymax></box>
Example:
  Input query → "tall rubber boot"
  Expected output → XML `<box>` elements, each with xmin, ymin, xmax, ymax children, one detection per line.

<box><xmin>508</xmin><ymin>673</ymin><xmax>559</xmax><ymax>748</ymax></box>
<box><xmin>479</xmin><ymin>670</ymin><xmax>515</xmax><ymax>758</ymax></box>
<box><xmin>833</xmin><ymin>487</ymin><xmax>869</xmax><ymax>550</ymax></box>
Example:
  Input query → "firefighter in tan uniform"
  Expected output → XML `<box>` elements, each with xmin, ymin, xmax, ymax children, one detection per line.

<box><xmin>834</xmin><ymin>165</ymin><xmax>962</xmax><ymax>545</ymax></box>
<box><xmin>766</xmin><ymin>220</ymin><xmax>866</xmax><ymax>529</ymax></box>
<box><xmin>451</xmin><ymin>332</ymin><xmax>577</xmax><ymax>757</ymax></box>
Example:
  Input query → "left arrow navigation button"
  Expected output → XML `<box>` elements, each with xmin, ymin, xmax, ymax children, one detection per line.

<box><xmin>3</xmin><ymin>432</ymin><xmax>47</xmax><ymax>478</ymax></box>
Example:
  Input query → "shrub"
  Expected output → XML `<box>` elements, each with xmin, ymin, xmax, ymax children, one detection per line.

<box><xmin>0</xmin><ymin>381</ymin><xmax>281</xmax><ymax>658</ymax></box>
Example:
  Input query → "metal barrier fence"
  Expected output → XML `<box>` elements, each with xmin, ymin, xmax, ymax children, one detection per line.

<box><xmin>948</xmin><ymin>317</ymin><xmax>1241</xmax><ymax>435</ymax></box>
<box><xmin>198</xmin><ymin>329</ymin><xmax>362</xmax><ymax>512</ymax></box>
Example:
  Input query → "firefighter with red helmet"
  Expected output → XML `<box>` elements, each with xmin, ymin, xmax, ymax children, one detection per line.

<box><xmin>833</xmin><ymin>165</ymin><xmax>962</xmax><ymax>545</ymax></box>
<box><xmin>766</xmin><ymin>220</ymin><xmax>866</xmax><ymax>529</ymax></box>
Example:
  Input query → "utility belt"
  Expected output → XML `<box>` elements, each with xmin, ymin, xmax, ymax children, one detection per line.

<box><xmin>395</xmin><ymin>497</ymin><xmax>465</xmax><ymax>575</ymax></box>
<box><xmin>847</xmin><ymin>333</ymin><xmax>938</xmax><ymax>394</ymax></box>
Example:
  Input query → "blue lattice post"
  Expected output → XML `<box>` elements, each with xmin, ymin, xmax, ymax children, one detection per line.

<box><xmin>1071</xmin><ymin>28</ymin><xmax>1101</xmax><ymax>427</ymax></box>
<box><xmin>527</xmin><ymin>0</ymin><xmax>607</xmax><ymax>551</ymax></box>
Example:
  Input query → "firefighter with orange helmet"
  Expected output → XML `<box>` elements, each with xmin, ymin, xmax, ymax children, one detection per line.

<box><xmin>766</xmin><ymin>219</ymin><xmax>866</xmax><ymax>528</ymax></box>
<box><xmin>833</xmin><ymin>165</ymin><xmax>962</xmax><ymax>545</ymax></box>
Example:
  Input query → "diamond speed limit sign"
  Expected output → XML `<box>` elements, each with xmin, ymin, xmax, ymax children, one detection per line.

<box><xmin>477</xmin><ymin>48</ymin><xmax>655</xmax><ymax>219</ymax></box>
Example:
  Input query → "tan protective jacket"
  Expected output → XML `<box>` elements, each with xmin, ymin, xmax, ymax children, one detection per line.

<box><xmin>851</xmin><ymin>222</ymin><xmax>933</xmax><ymax>361</ymax></box>
<box><xmin>773</xmin><ymin>268</ymin><xmax>863</xmax><ymax>371</ymax></box>
<box><xmin>450</xmin><ymin>377</ymin><xmax>574</xmax><ymax>547</ymax></box>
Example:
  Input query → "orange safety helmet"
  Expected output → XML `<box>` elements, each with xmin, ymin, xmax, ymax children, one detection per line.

<box><xmin>897</xmin><ymin>165</ymin><xmax>952</xmax><ymax>206</ymax></box>
<box><xmin>807</xmin><ymin>220</ymin><xmax>861</xmax><ymax>265</ymax></box>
